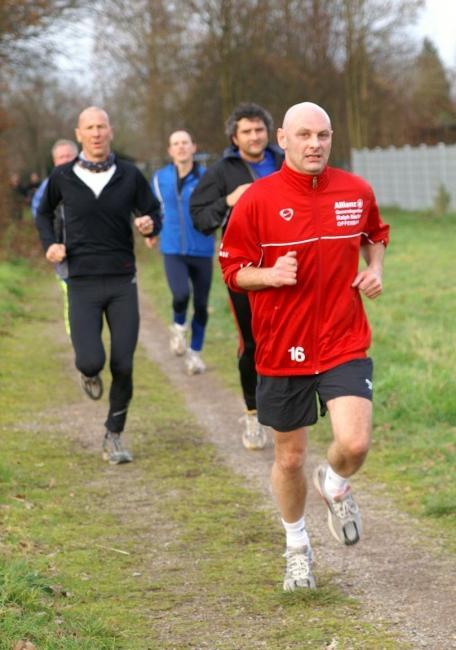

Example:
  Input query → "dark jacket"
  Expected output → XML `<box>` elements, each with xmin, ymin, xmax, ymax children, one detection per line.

<box><xmin>190</xmin><ymin>145</ymin><xmax>284</xmax><ymax>235</ymax></box>
<box><xmin>36</xmin><ymin>158</ymin><xmax>162</xmax><ymax>278</ymax></box>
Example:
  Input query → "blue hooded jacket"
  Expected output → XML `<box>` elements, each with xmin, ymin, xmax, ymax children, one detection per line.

<box><xmin>151</xmin><ymin>163</ymin><xmax>214</xmax><ymax>257</ymax></box>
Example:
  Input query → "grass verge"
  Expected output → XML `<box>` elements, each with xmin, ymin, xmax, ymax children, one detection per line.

<box><xmin>0</xmin><ymin>259</ymin><xmax>31</xmax><ymax>333</ymax></box>
<box><xmin>0</xmin><ymin>256</ymin><xmax>404</xmax><ymax>647</ymax></box>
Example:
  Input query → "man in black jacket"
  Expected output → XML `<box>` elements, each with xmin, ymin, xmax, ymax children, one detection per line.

<box><xmin>36</xmin><ymin>106</ymin><xmax>162</xmax><ymax>464</ymax></box>
<box><xmin>190</xmin><ymin>102</ymin><xmax>283</xmax><ymax>450</ymax></box>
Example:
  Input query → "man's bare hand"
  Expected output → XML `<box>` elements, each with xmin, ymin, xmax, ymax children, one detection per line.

<box><xmin>267</xmin><ymin>251</ymin><xmax>298</xmax><ymax>287</ymax></box>
<box><xmin>352</xmin><ymin>268</ymin><xmax>383</xmax><ymax>299</ymax></box>
<box><xmin>144</xmin><ymin>236</ymin><xmax>157</xmax><ymax>249</ymax></box>
<box><xmin>226</xmin><ymin>183</ymin><xmax>252</xmax><ymax>207</ymax></box>
<box><xmin>134</xmin><ymin>215</ymin><xmax>154</xmax><ymax>236</ymax></box>
<box><xmin>46</xmin><ymin>243</ymin><xmax>66</xmax><ymax>264</ymax></box>
<box><xmin>236</xmin><ymin>251</ymin><xmax>298</xmax><ymax>290</ymax></box>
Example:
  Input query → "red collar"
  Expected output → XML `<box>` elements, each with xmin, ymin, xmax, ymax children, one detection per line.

<box><xmin>280</xmin><ymin>163</ymin><xmax>330</xmax><ymax>191</ymax></box>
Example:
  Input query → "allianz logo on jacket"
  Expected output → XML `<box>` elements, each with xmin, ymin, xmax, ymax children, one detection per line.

<box><xmin>334</xmin><ymin>198</ymin><xmax>363</xmax><ymax>226</ymax></box>
<box><xmin>219</xmin><ymin>241</ymin><xmax>229</xmax><ymax>258</ymax></box>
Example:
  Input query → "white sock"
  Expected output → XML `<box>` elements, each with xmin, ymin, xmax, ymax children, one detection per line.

<box><xmin>324</xmin><ymin>464</ymin><xmax>348</xmax><ymax>497</ymax></box>
<box><xmin>282</xmin><ymin>517</ymin><xmax>310</xmax><ymax>549</ymax></box>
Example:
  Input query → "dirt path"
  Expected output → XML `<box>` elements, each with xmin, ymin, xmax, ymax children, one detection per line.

<box><xmin>43</xmin><ymin>281</ymin><xmax>455</xmax><ymax>649</ymax></box>
<box><xmin>137</xmin><ymin>291</ymin><xmax>456</xmax><ymax>650</ymax></box>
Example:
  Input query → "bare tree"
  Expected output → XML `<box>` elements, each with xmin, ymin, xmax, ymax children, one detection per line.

<box><xmin>88</xmin><ymin>0</ymin><xmax>451</xmax><ymax>165</ymax></box>
<box><xmin>3</xmin><ymin>74</ymin><xmax>92</xmax><ymax>176</ymax></box>
<box><xmin>409</xmin><ymin>38</ymin><xmax>456</xmax><ymax>143</ymax></box>
<box><xmin>0</xmin><ymin>0</ymin><xmax>89</xmax><ymax>230</ymax></box>
<box><xmin>0</xmin><ymin>0</ymin><xmax>86</xmax><ymax>72</ymax></box>
<box><xmin>337</xmin><ymin>0</ymin><xmax>424</xmax><ymax>149</ymax></box>
<box><xmin>91</xmin><ymin>0</ymin><xmax>191</xmax><ymax>161</ymax></box>
<box><xmin>2</xmin><ymin>0</ymin><xmax>453</xmax><ymax>224</ymax></box>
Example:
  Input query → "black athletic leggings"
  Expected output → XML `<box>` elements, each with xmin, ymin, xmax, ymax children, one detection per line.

<box><xmin>163</xmin><ymin>254</ymin><xmax>212</xmax><ymax>325</ymax></box>
<box><xmin>227</xmin><ymin>287</ymin><xmax>257</xmax><ymax>411</ymax></box>
<box><xmin>68</xmin><ymin>274</ymin><xmax>139</xmax><ymax>433</ymax></box>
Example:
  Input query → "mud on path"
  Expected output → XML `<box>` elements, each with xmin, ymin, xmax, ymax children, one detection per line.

<box><xmin>137</xmin><ymin>291</ymin><xmax>455</xmax><ymax>650</ymax></box>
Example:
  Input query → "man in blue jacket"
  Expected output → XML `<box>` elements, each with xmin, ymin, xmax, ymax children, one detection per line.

<box><xmin>149</xmin><ymin>130</ymin><xmax>214</xmax><ymax>375</ymax></box>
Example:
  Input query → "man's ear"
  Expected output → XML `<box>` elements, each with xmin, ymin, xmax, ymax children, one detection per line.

<box><xmin>276</xmin><ymin>127</ymin><xmax>286</xmax><ymax>149</ymax></box>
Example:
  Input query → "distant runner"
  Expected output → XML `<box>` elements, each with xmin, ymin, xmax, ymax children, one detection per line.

<box><xmin>149</xmin><ymin>130</ymin><xmax>214</xmax><ymax>375</ymax></box>
<box><xmin>32</xmin><ymin>139</ymin><xmax>79</xmax><ymax>336</ymax></box>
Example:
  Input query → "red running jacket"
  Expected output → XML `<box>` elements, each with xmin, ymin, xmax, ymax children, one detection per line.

<box><xmin>219</xmin><ymin>163</ymin><xmax>390</xmax><ymax>376</ymax></box>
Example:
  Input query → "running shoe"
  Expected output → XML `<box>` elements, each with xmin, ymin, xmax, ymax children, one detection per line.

<box><xmin>102</xmin><ymin>430</ymin><xmax>133</xmax><ymax>465</ymax></box>
<box><xmin>185</xmin><ymin>349</ymin><xmax>206</xmax><ymax>375</ymax></box>
<box><xmin>240</xmin><ymin>411</ymin><xmax>268</xmax><ymax>450</ymax></box>
<box><xmin>80</xmin><ymin>373</ymin><xmax>103</xmax><ymax>400</ymax></box>
<box><xmin>283</xmin><ymin>546</ymin><xmax>316</xmax><ymax>591</ymax></box>
<box><xmin>169</xmin><ymin>323</ymin><xmax>187</xmax><ymax>356</ymax></box>
<box><xmin>313</xmin><ymin>464</ymin><xmax>362</xmax><ymax>545</ymax></box>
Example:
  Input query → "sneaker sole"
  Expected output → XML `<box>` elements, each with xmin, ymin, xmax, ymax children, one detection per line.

<box><xmin>186</xmin><ymin>366</ymin><xmax>206</xmax><ymax>376</ymax></box>
<box><xmin>80</xmin><ymin>376</ymin><xmax>103</xmax><ymax>401</ymax></box>
<box><xmin>326</xmin><ymin>510</ymin><xmax>360</xmax><ymax>545</ymax></box>
<box><xmin>242</xmin><ymin>435</ymin><xmax>267</xmax><ymax>450</ymax></box>
<box><xmin>86</xmin><ymin>392</ymin><xmax>103</xmax><ymax>401</ymax></box>
<box><xmin>313</xmin><ymin>466</ymin><xmax>361</xmax><ymax>546</ymax></box>
<box><xmin>101</xmin><ymin>449</ymin><xmax>133</xmax><ymax>464</ymax></box>
<box><xmin>109</xmin><ymin>454</ymin><xmax>133</xmax><ymax>465</ymax></box>
<box><xmin>102</xmin><ymin>450</ymin><xmax>133</xmax><ymax>464</ymax></box>
<box><xmin>171</xmin><ymin>345</ymin><xmax>186</xmax><ymax>356</ymax></box>
<box><xmin>169</xmin><ymin>327</ymin><xmax>187</xmax><ymax>356</ymax></box>
<box><xmin>283</xmin><ymin>575</ymin><xmax>317</xmax><ymax>591</ymax></box>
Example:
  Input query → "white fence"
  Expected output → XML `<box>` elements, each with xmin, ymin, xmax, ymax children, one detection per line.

<box><xmin>351</xmin><ymin>143</ymin><xmax>456</xmax><ymax>211</ymax></box>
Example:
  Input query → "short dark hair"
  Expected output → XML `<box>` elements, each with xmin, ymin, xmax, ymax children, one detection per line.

<box><xmin>168</xmin><ymin>129</ymin><xmax>194</xmax><ymax>144</ymax></box>
<box><xmin>225</xmin><ymin>102</ymin><xmax>273</xmax><ymax>143</ymax></box>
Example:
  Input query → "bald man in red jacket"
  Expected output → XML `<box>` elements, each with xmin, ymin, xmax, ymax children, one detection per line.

<box><xmin>220</xmin><ymin>101</ymin><xmax>389</xmax><ymax>591</ymax></box>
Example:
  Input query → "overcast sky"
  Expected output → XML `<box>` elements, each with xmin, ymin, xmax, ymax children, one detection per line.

<box><xmin>415</xmin><ymin>0</ymin><xmax>456</xmax><ymax>66</ymax></box>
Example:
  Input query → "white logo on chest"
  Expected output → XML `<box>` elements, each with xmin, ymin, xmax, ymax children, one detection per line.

<box><xmin>279</xmin><ymin>208</ymin><xmax>294</xmax><ymax>221</ymax></box>
<box><xmin>334</xmin><ymin>198</ymin><xmax>363</xmax><ymax>226</ymax></box>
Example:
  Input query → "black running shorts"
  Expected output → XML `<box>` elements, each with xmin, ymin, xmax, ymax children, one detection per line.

<box><xmin>256</xmin><ymin>358</ymin><xmax>373</xmax><ymax>432</ymax></box>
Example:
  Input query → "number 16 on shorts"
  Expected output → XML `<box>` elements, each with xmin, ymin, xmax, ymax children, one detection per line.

<box><xmin>288</xmin><ymin>346</ymin><xmax>305</xmax><ymax>362</ymax></box>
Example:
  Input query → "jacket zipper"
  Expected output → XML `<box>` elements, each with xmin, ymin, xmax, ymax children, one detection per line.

<box><xmin>241</xmin><ymin>159</ymin><xmax>258</xmax><ymax>182</ymax></box>
<box><xmin>175</xmin><ymin>170</ymin><xmax>187</xmax><ymax>254</ymax></box>
<box><xmin>312</xmin><ymin>175</ymin><xmax>321</xmax><ymax>374</ymax></box>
